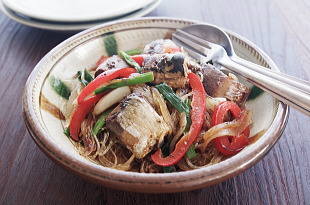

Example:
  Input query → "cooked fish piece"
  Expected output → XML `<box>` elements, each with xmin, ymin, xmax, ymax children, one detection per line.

<box><xmin>201</xmin><ymin>63</ymin><xmax>250</xmax><ymax>107</ymax></box>
<box><xmin>141</xmin><ymin>52</ymin><xmax>189</xmax><ymax>88</ymax></box>
<box><xmin>95</xmin><ymin>55</ymin><xmax>129</xmax><ymax>77</ymax></box>
<box><xmin>143</xmin><ymin>39</ymin><xmax>181</xmax><ymax>54</ymax></box>
<box><xmin>105</xmin><ymin>93</ymin><xmax>170</xmax><ymax>159</ymax></box>
<box><xmin>130</xmin><ymin>84</ymin><xmax>155</xmax><ymax>108</ymax></box>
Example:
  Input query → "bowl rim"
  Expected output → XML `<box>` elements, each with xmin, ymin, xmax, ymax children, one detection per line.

<box><xmin>22</xmin><ymin>17</ymin><xmax>289</xmax><ymax>193</ymax></box>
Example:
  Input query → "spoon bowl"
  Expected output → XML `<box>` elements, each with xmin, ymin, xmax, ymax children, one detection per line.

<box><xmin>173</xmin><ymin>23</ymin><xmax>310</xmax><ymax>116</ymax></box>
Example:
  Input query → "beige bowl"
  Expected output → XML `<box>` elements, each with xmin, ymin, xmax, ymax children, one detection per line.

<box><xmin>22</xmin><ymin>17</ymin><xmax>288</xmax><ymax>193</ymax></box>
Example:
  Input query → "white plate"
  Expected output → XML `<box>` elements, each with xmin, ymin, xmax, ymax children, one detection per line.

<box><xmin>0</xmin><ymin>0</ymin><xmax>162</xmax><ymax>32</ymax></box>
<box><xmin>2</xmin><ymin>0</ymin><xmax>155</xmax><ymax>22</ymax></box>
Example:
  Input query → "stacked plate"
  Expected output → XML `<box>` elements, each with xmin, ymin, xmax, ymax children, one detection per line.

<box><xmin>0</xmin><ymin>0</ymin><xmax>162</xmax><ymax>32</ymax></box>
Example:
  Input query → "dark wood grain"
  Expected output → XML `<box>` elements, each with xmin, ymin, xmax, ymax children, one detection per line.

<box><xmin>1</xmin><ymin>0</ymin><xmax>309</xmax><ymax>204</ymax></box>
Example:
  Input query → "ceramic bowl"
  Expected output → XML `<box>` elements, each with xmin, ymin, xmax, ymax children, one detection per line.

<box><xmin>23</xmin><ymin>17</ymin><xmax>288</xmax><ymax>193</ymax></box>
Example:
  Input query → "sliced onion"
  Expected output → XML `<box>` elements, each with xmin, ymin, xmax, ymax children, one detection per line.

<box><xmin>93</xmin><ymin>86</ymin><xmax>131</xmax><ymax>115</ymax></box>
<box><xmin>201</xmin><ymin>110</ymin><xmax>252</xmax><ymax>152</ymax></box>
<box><xmin>169</xmin><ymin>112</ymin><xmax>187</xmax><ymax>152</ymax></box>
<box><xmin>151</xmin><ymin>87</ymin><xmax>174</xmax><ymax>136</ymax></box>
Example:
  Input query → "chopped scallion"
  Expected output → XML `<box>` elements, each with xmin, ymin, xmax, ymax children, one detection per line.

<box><xmin>77</xmin><ymin>69</ymin><xmax>94</xmax><ymax>86</ymax></box>
<box><xmin>186</xmin><ymin>144</ymin><xmax>196</xmax><ymax>159</ymax></box>
<box><xmin>125</xmin><ymin>49</ymin><xmax>142</xmax><ymax>55</ymax></box>
<box><xmin>119</xmin><ymin>51</ymin><xmax>142</xmax><ymax>73</ymax></box>
<box><xmin>92</xmin><ymin>109</ymin><xmax>113</xmax><ymax>135</ymax></box>
<box><xmin>94</xmin><ymin>72</ymin><xmax>154</xmax><ymax>94</ymax></box>
<box><xmin>155</xmin><ymin>83</ymin><xmax>190</xmax><ymax>116</ymax></box>
<box><xmin>63</xmin><ymin>127</ymin><xmax>70</xmax><ymax>137</ymax></box>
<box><xmin>84</xmin><ymin>69</ymin><xmax>94</xmax><ymax>83</ymax></box>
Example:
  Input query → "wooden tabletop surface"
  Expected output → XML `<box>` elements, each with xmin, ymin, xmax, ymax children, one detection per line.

<box><xmin>1</xmin><ymin>0</ymin><xmax>310</xmax><ymax>204</ymax></box>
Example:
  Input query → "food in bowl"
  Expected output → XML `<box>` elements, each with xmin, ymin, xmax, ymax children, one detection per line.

<box><xmin>44</xmin><ymin>38</ymin><xmax>253</xmax><ymax>173</ymax></box>
<box><xmin>23</xmin><ymin>18</ymin><xmax>288</xmax><ymax>192</ymax></box>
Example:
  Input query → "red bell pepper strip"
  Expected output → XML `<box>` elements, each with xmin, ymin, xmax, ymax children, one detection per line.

<box><xmin>77</xmin><ymin>68</ymin><xmax>136</xmax><ymax>104</ymax></box>
<box><xmin>212</xmin><ymin>101</ymin><xmax>250</xmax><ymax>155</ymax></box>
<box><xmin>69</xmin><ymin>94</ymin><xmax>104</xmax><ymax>141</ymax></box>
<box><xmin>95</xmin><ymin>55</ymin><xmax>109</xmax><ymax>67</ymax></box>
<box><xmin>164</xmin><ymin>44</ymin><xmax>181</xmax><ymax>53</ymax></box>
<box><xmin>151</xmin><ymin>72</ymin><xmax>206</xmax><ymax>167</ymax></box>
<box><xmin>70</xmin><ymin>67</ymin><xmax>136</xmax><ymax>141</ymax></box>
<box><xmin>131</xmin><ymin>56</ymin><xmax>144</xmax><ymax>66</ymax></box>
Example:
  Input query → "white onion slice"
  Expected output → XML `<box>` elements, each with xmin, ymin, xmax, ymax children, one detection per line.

<box><xmin>201</xmin><ymin>110</ymin><xmax>252</xmax><ymax>152</ymax></box>
<box><xmin>93</xmin><ymin>86</ymin><xmax>131</xmax><ymax>115</ymax></box>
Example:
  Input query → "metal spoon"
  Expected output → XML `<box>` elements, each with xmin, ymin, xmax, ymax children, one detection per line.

<box><xmin>172</xmin><ymin>23</ymin><xmax>310</xmax><ymax>116</ymax></box>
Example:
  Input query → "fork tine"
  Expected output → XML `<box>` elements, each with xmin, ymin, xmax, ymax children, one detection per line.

<box><xmin>172</xmin><ymin>32</ymin><xmax>211</xmax><ymax>54</ymax></box>
<box><xmin>175</xmin><ymin>29</ymin><xmax>217</xmax><ymax>48</ymax></box>
<box><xmin>172</xmin><ymin>33</ymin><xmax>211</xmax><ymax>63</ymax></box>
<box><xmin>172</xmin><ymin>33</ymin><xmax>213</xmax><ymax>63</ymax></box>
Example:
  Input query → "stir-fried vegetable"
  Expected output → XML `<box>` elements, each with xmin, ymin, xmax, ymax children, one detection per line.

<box><xmin>93</xmin><ymin>86</ymin><xmax>131</xmax><ymax>115</ymax></box>
<box><xmin>131</xmin><ymin>56</ymin><xmax>144</xmax><ymax>66</ymax></box>
<box><xmin>151</xmin><ymin>72</ymin><xmax>206</xmax><ymax>166</ymax></box>
<box><xmin>125</xmin><ymin>49</ymin><xmax>142</xmax><ymax>55</ymax></box>
<box><xmin>185</xmin><ymin>144</ymin><xmax>196</xmax><ymax>159</ymax></box>
<box><xmin>155</xmin><ymin>83</ymin><xmax>190</xmax><ymax>116</ymax></box>
<box><xmin>57</xmin><ymin>39</ymin><xmax>253</xmax><ymax>173</ymax></box>
<box><xmin>94</xmin><ymin>72</ymin><xmax>154</xmax><ymax>94</ymax></box>
<box><xmin>77</xmin><ymin>69</ymin><xmax>94</xmax><ymax>86</ymax></box>
<box><xmin>69</xmin><ymin>68</ymin><xmax>136</xmax><ymax>141</ymax></box>
<box><xmin>77</xmin><ymin>68</ymin><xmax>136</xmax><ymax>104</ymax></box>
<box><xmin>69</xmin><ymin>94</ymin><xmax>104</xmax><ymax>141</ymax></box>
<box><xmin>212</xmin><ymin>101</ymin><xmax>250</xmax><ymax>155</ymax></box>
<box><xmin>119</xmin><ymin>51</ymin><xmax>142</xmax><ymax>73</ymax></box>
<box><xmin>92</xmin><ymin>108</ymin><xmax>113</xmax><ymax>136</ymax></box>
<box><xmin>96</xmin><ymin>56</ymin><xmax>109</xmax><ymax>67</ymax></box>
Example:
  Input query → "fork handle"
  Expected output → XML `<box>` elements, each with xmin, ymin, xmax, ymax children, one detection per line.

<box><xmin>217</xmin><ymin>57</ymin><xmax>310</xmax><ymax>116</ymax></box>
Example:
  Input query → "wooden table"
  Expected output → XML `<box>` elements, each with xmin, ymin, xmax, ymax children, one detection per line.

<box><xmin>1</xmin><ymin>0</ymin><xmax>309</xmax><ymax>204</ymax></box>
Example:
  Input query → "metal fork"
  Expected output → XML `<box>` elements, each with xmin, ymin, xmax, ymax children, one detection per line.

<box><xmin>172</xmin><ymin>29</ymin><xmax>310</xmax><ymax>116</ymax></box>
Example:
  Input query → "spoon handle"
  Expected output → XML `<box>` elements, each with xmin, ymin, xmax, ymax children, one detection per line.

<box><xmin>231</xmin><ymin>56</ymin><xmax>310</xmax><ymax>92</ymax></box>
<box><xmin>217</xmin><ymin>56</ymin><xmax>310</xmax><ymax>116</ymax></box>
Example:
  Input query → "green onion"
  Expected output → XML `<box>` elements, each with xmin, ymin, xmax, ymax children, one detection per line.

<box><xmin>50</xmin><ymin>76</ymin><xmax>71</xmax><ymax>100</ymax></box>
<box><xmin>77</xmin><ymin>69</ymin><xmax>94</xmax><ymax>86</ymax></box>
<box><xmin>161</xmin><ymin>139</ymin><xmax>176</xmax><ymax>173</ymax></box>
<box><xmin>155</xmin><ymin>83</ymin><xmax>190</xmax><ymax>116</ymax></box>
<box><xmin>94</xmin><ymin>72</ymin><xmax>154</xmax><ymax>94</ymax></box>
<box><xmin>92</xmin><ymin>109</ymin><xmax>113</xmax><ymax>135</ymax></box>
<box><xmin>184</xmin><ymin>99</ymin><xmax>192</xmax><ymax>133</ymax></box>
<box><xmin>125</xmin><ymin>49</ymin><xmax>142</xmax><ymax>55</ymax></box>
<box><xmin>119</xmin><ymin>51</ymin><xmax>142</xmax><ymax>73</ymax></box>
<box><xmin>84</xmin><ymin>69</ymin><xmax>94</xmax><ymax>83</ymax></box>
<box><xmin>186</xmin><ymin>144</ymin><xmax>196</xmax><ymax>159</ymax></box>
<box><xmin>63</xmin><ymin>127</ymin><xmax>70</xmax><ymax>137</ymax></box>
<box><xmin>77</xmin><ymin>71</ymin><xmax>88</xmax><ymax>86</ymax></box>
<box><xmin>183</xmin><ymin>99</ymin><xmax>196</xmax><ymax>159</ymax></box>
<box><xmin>163</xmin><ymin>165</ymin><xmax>176</xmax><ymax>173</ymax></box>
